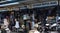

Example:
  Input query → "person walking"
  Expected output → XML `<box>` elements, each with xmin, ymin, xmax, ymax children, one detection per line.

<box><xmin>9</xmin><ymin>12</ymin><xmax>15</xmax><ymax>31</ymax></box>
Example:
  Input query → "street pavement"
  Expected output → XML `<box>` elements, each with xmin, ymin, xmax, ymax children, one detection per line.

<box><xmin>50</xmin><ymin>31</ymin><xmax>58</xmax><ymax>33</ymax></box>
<box><xmin>10</xmin><ymin>31</ymin><xmax>58</xmax><ymax>33</ymax></box>
<box><xmin>0</xmin><ymin>30</ymin><xmax>58</xmax><ymax>33</ymax></box>
<box><xmin>42</xmin><ymin>31</ymin><xmax>58</xmax><ymax>33</ymax></box>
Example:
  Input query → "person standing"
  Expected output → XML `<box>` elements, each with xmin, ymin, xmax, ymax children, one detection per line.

<box><xmin>23</xmin><ymin>14</ymin><xmax>30</xmax><ymax>33</ymax></box>
<box><xmin>14</xmin><ymin>19</ymin><xmax>20</xmax><ymax>32</ymax></box>
<box><xmin>9</xmin><ymin>12</ymin><xmax>15</xmax><ymax>31</ymax></box>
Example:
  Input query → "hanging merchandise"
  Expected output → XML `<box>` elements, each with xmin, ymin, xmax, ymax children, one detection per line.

<box><xmin>31</xmin><ymin>21</ymin><xmax>35</xmax><ymax>29</ymax></box>
<box><xmin>31</xmin><ymin>13</ymin><xmax>35</xmax><ymax>29</ymax></box>
<box><xmin>23</xmin><ymin>14</ymin><xmax>30</xmax><ymax>20</ymax></box>
<box><xmin>15</xmin><ymin>21</ymin><xmax>20</xmax><ymax>28</ymax></box>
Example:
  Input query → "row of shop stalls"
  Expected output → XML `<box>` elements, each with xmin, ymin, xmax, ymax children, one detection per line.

<box><xmin>0</xmin><ymin>6</ymin><xmax>58</xmax><ymax>31</ymax></box>
<box><xmin>0</xmin><ymin>1</ymin><xmax>60</xmax><ymax>32</ymax></box>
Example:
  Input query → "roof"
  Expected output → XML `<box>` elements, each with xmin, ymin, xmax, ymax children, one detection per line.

<box><xmin>0</xmin><ymin>0</ymin><xmax>58</xmax><ymax>7</ymax></box>
<box><xmin>0</xmin><ymin>0</ymin><xmax>59</xmax><ymax>11</ymax></box>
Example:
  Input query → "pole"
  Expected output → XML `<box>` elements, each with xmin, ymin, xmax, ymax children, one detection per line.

<box><xmin>31</xmin><ymin>9</ymin><xmax>35</xmax><ymax>29</ymax></box>
<box><xmin>57</xmin><ymin>0</ymin><xmax>59</xmax><ymax>15</ymax></box>
<box><xmin>56</xmin><ymin>0</ymin><xmax>59</xmax><ymax>31</ymax></box>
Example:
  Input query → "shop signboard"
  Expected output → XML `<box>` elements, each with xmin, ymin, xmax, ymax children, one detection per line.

<box><xmin>20</xmin><ymin>6</ymin><xmax>27</xmax><ymax>9</ymax></box>
<box><xmin>32</xmin><ymin>1</ymin><xmax>58</xmax><ymax>8</ymax></box>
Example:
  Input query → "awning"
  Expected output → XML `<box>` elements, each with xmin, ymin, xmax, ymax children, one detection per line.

<box><xmin>32</xmin><ymin>1</ymin><xmax>58</xmax><ymax>8</ymax></box>
<box><xmin>0</xmin><ymin>0</ymin><xmax>25</xmax><ymax>7</ymax></box>
<box><xmin>0</xmin><ymin>2</ymin><xmax>19</xmax><ymax>7</ymax></box>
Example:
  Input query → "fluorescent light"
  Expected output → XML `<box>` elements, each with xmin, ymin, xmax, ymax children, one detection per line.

<box><xmin>0</xmin><ymin>10</ymin><xmax>8</xmax><ymax>12</ymax></box>
<box><xmin>0</xmin><ymin>1</ymin><xmax>7</xmax><ymax>3</ymax></box>
<box><xmin>6</xmin><ymin>0</ymin><xmax>12</xmax><ymax>1</ymax></box>
<box><xmin>0</xmin><ymin>2</ymin><xmax>19</xmax><ymax>7</ymax></box>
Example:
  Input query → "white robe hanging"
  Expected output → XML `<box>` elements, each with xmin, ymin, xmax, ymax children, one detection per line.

<box><xmin>15</xmin><ymin>21</ymin><xmax>20</xmax><ymax>28</ymax></box>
